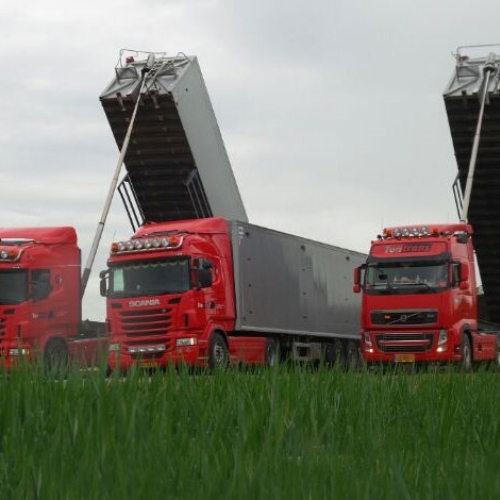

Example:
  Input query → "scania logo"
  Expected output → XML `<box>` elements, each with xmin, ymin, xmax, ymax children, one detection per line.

<box><xmin>129</xmin><ymin>299</ymin><xmax>161</xmax><ymax>307</ymax></box>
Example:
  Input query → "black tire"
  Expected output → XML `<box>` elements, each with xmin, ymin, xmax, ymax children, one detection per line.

<box><xmin>488</xmin><ymin>337</ymin><xmax>500</xmax><ymax>370</ymax></box>
<box><xmin>44</xmin><ymin>338</ymin><xmax>69</xmax><ymax>376</ymax></box>
<box><xmin>461</xmin><ymin>334</ymin><xmax>472</xmax><ymax>371</ymax></box>
<box><xmin>208</xmin><ymin>332</ymin><xmax>229</xmax><ymax>370</ymax></box>
<box><xmin>324</xmin><ymin>339</ymin><xmax>347</xmax><ymax>369</ymax></box>
<box><xmin>265</xmin><ymin>338</ymin><xmax>280</xmax><ymax>367</ymax></box>
<box><xmin>346</xmin><ymin>340</ymin><xmax>360</xmax><ymax>371</ymax></box>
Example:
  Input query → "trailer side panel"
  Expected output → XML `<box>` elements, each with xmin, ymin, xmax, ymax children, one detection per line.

<box><xmin>230</xmin><ymin>221</ymin><xmax>365</xmax><ymax>339</ymax></box>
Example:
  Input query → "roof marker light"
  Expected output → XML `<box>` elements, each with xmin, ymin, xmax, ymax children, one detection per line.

<box><xmin>0</xmin><ymin>248</ymin><xmax>20</xmax><ymax>261</ymax></box>
<box><xmin>169</xmin><ymin>235</ymin><xmax>181</xmax><ymax>247</ymax></box>
<box><xmin>109</xmin><ymin>235</ymin><xmax>185</xmax><ymax>255</ymax></box>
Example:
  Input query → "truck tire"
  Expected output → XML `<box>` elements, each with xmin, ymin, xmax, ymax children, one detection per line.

<box><xmin>265</xmin><ymin>338</ymin><xmax>280</xmax><ymax>367</ymax></box>
<box><xmin>461</xmin><ymin>334</ymin><xmax>472</xmax><ymax>371</ymax></box>
<box><xmin>324</xmin><ymin>339</ymin><xmax>346</xmax><ymax>369</ymax></box>
<box><xmin>492</xmin><ymin>337</ymin><xmax>500</xmax><ymax>370</ymax></box>
<box><xmin>44</xmin><ymin>338</ymin><xmax>69</xmax><ymax>376</ymax></box>
<box><xmin>346</xmin><ymin>340</ymin><xmax>360</xmax><ymax>371</ymax></box>
<box><xmin>208</xmin><ymin>332</ymin><xmax>229</xmax><ymax>370</ymax></box>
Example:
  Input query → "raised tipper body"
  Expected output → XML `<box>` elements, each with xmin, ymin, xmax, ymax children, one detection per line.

<box><xmin>100</xmin><ymin>50</ymin><xmax>248</xmax><ymax>229</ymax></box>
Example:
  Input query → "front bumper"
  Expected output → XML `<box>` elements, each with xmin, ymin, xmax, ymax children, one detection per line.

<box><xmin>107</xmin><ymin>337</ymin><xmax>208</xmax><ymax>371</ymax></box>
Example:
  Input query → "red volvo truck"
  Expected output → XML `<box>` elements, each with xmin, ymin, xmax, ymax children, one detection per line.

<box><xmin>0</xmin><ymin>226</ymin><xmax>107</xmax><ymax>370</ymax></box>
<box><xmin>100</xmin><ymin>217</ymin><xmax>365</xmax><ymax>371</ymax></box>
<box><xmin>353</xmin><ymin>223</ymin><xmax>500</xmax><ymax>367</ymax></box>
<box><xmin>353</xmin><ymin>46</ymin><xmax>500</xmax><ymax>368</ymax></box>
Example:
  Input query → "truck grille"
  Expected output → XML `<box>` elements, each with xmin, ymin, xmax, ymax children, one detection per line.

<box><xmin>371</xmin><ymin>310</ymin><xmax>438</xmax><ymax>325</ymax></box>
<box><xmin>0</xmin><ymin>317</ymin><xmax>5</xmax><ymax>337</ymax></box>
<box><xmin>119</xmin><ymin>307</ymin><xmax>172</xmax><ymax>338</ymax></box>
<box><xmin>375</xmin><ymin>333</ymin><xmax>434</xmax><ymax>353</ymax></box>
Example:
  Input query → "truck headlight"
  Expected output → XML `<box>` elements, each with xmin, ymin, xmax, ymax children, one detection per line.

<box><xmin>9</xmin><ymin>348</ymin><xmax>30</xmax><ymax>356</ymax></box>
<box><xmin>363</xmin><ymin>331</ymin><xmax>372</xmax><ymax>346</ymax></box>
<box><xmin>438</xmin><ymin>330</ymin><xmax>447</xmax><ymax>345</ymax></box>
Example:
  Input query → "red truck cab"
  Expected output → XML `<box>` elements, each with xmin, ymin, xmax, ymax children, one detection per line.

<box><xmin>354</xmin><ymin>223</ymin><xmax>499</xmax><ymax>367</ymax></box>
<box><xmin>0</xmin><ymin>227</ymin><xmax>106</xmax><ymax>369</ymax></box>
<box><xmin>101</xmin><ymin>218</ymin><xmax>266</xmax><ymax>371</ymax></box>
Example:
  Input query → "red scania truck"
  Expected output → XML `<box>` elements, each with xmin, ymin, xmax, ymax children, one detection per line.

<box><xmin>100</xmin><ymin>217</ymin><xmax>365</xmax><ymax>371</ymax></box>
<box><xmin>353</xmin><ymin>223</ymin><xmax>500</xmax><ymax>367</ymax></box>
<box><xmin>0</xmin><ymin>226</ymin><xmax>107</xmax><ymax>370</ymax></box>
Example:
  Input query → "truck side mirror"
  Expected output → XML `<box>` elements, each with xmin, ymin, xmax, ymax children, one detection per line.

<box><xmin>99</xmin><ymin>270</ymin><xmax>108</xmax><ymax>297</ymax></box>
<box><xmin>196</xmin><ymin>269</ymin><xmax>213</xmax><ymax>288</ymax></box>
<box><xmin>192</xmin><ymin>258</ymin><xmax>214</xmax><ymax>289</ymax></box>
<box><xmin>460</xmin><ymin>262</ymin><xmax>469</xmax><ymax>282</ymax></box>
<box><xmin>459</xmin><ymin>262</ymin><xmax>469</xmax><ymax>290</ymax></box>
<box><xmin>353</xmin><ymin>265</ymin><xmax>364</xmax><ymax>293</ymax></box>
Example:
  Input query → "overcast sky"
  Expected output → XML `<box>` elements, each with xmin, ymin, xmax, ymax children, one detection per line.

<box><xmin>1</xmin><ymin>0</ymin><xmax>498</xmax><ymax>319</ymax></box>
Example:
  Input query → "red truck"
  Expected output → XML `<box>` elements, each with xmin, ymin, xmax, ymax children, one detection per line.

<box><xmin>353</xmin><ymin>223</ymin><xmax>500</xmax><ymax>367</ymax></box>
<box><xmin>0</xmin><ymin>226</ymin><xmax>107</xmax><ymax>370</ymax></box>
<box><xmin>100</xmin><ymin>217</ymin><xmax>365</xmax><ymax>372</ymax></box>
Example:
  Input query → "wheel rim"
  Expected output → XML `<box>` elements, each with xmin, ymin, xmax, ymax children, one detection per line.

<box><xmin>213</xmin><ymin>341</ymin><xmax>226</xmax><ymax>367</ymax></box>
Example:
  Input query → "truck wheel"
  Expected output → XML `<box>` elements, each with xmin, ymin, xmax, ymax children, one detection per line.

<box><xmin>324</xmin><ymin>339</ymin><xmax>346</xmax><ymax>369</ymax></box>
<box><xmin>265</xmin><ymin>338</ymin><xmax>280</xmax><ymax>367</ymax></box>
<box><xmin>489</xmin><ymin>338</ymin><xmax>500</xmax><ymax>370</ymax></box>
<box><xmin>461</xmin><ymin>334</ymin><xmax>472</xmax><ymax>371</ymax></box>
<box><xmin>208</xmin><ymin>332</ymin><xmax>229</xmax><ymax>370</ymax></box>
<box><xmin>44</xmin><ymin>338</ymin><xmax>69</xmax><ymax>376</ymax></box>
<box><xmin>346</xmin><ymin>340</ymin><xmax>360</xmax><ymax>371</ymax></box>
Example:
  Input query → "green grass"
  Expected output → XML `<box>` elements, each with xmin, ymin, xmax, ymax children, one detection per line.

<box><xmin>0</xmin><ymin>364</ymin><xmax>500</xmax><ymax>499</ymax></box>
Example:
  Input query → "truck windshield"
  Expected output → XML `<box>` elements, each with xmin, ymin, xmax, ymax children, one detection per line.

<box><xmin>0</xmin><ymin>270</ymin><xmax>28</xmax><ymax>304</ymax></box>
<box><xmin>365</xmin><ymin>261</ymin><xmax>449</xmax><ymax>295</ymax></box>
<box><xmin>108</xmin><ymin>258</ymin><xmax>190</xmax><ymax>298</ymax></box>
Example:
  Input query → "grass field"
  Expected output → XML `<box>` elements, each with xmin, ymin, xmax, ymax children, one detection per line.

<box><xmin>0</xmin><ymin>364</ymin><xmax>499</xmax><ymax>499</ymax></box>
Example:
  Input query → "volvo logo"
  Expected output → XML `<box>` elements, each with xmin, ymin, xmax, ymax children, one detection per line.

<box><xmin>129</xmin><ymin>299</ymin><xmax>161</xmax><ymax>307</ymax></box>
<box><xmin>400</xmin><ymin>314</ymin><xmax>407</xmax><ymax>322</ymax></box>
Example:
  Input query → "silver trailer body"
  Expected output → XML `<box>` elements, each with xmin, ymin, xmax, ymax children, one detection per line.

<box><xmin>444</xmin><ymin>45</ymin><xmax>500</xmax><ymax>324</ymax></box>
<box><xmin>100</xmin><ymin>50</ymin><xmax>248</xmax><ymax>228</ymax></box>
<box><xmin>229</xmin><ymin>221</ymin><xmax>365</xmax><ymax>340</ymax></box>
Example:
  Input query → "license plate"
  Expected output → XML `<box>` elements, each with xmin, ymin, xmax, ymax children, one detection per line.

<box><xmin>394</xmin><ymin>354</ymin><xmax>415</xmax><ymax>363</ymax></box>
<box><xmin>141</xmin><ymin>361</ymin><xmax>159</xmax><ymax>368</ymax></box>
